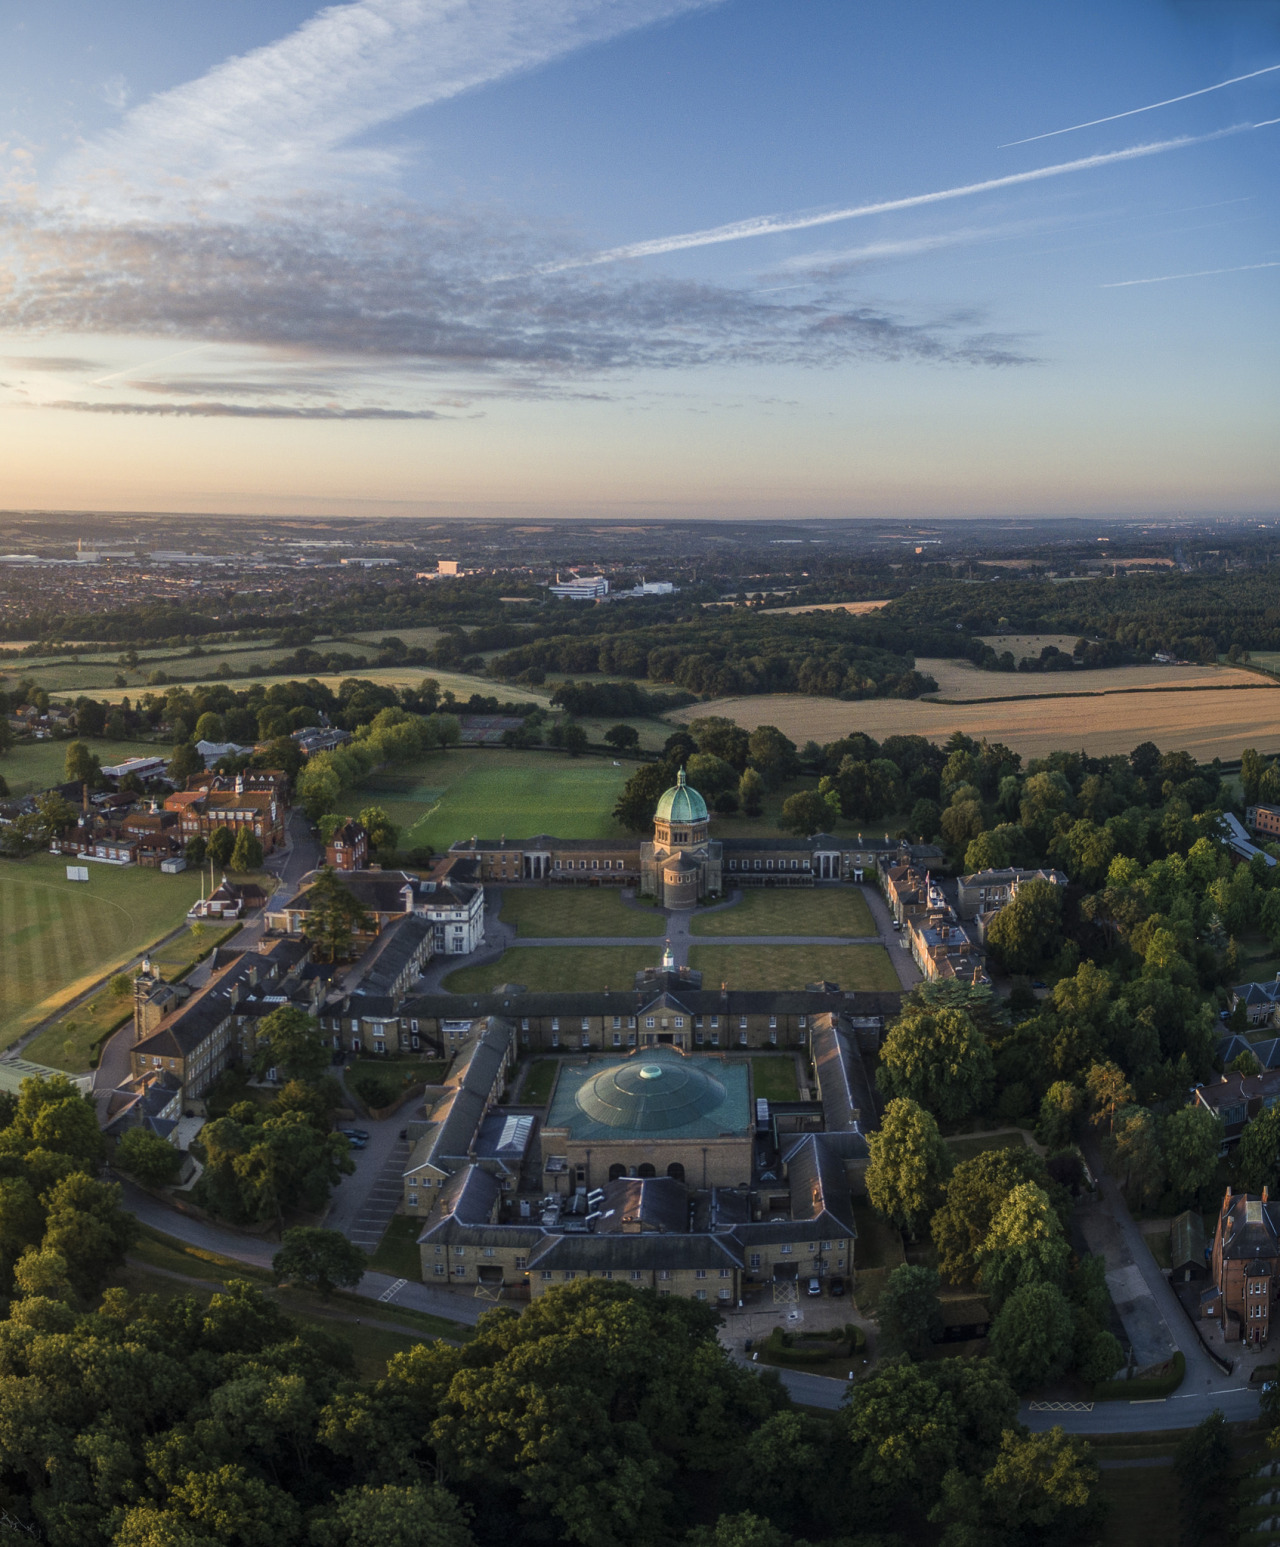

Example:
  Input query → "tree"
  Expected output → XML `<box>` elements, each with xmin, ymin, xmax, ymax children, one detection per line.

<box><xmin>990</xmin><ymin>1281</ymin><xmax>1075</xmax><ymax>1392</ymax></box>
<box><xmin>169</xmin><ymin>740</ymin><xmax>203</xmax><ymax>783</ymax></box>
<box><xmin>613</xmin><ymin>761</ymin><xmax>674</xmax><ymax>832</ymax></box>
<box><xmin>738</xmin><ymin>767</ymin><xmax>764</xmax><ymax>817</ymax></box>
<box><xmin>1106</xmin><ymin>1104</ymin><xmax>1166</xmax><ymax>1210</ymax></box>
<box><xmin>230</xmin><ymin>827</ymin><xmax>264</xmax><ymax>871</ymax></box>
<box><xmin>273</xmin><ymin>1227</ymin><xmax>368</xmax><ymax>1298</ymax></box>
<box><xmin>184</xmin><ymin>834</ymin><xmax>207</xmax><ymax>866</ymax></box>
<box><xmin>1035</xmin><ymin>1082</ymin><xmax>1082</xmax><ymax>1149</ymax></box>
<box><xmin>985</xmin><ymin>880</ymin><xmax>1063</xmax><ymax>974</ymax></box>
<box><xmin>876</xmin><ymin>1004</ymin><xmax>995</xmax><ymax>1125</ymax></box>
<box><xmin>34</xmin><ymin>790</ymin><xmax>78</xmax><ymax>838</ymax></box>
<box><xmin>0</xmin><ymin>1072</ymin><xmax>105</xmax><ymax>1174</ymax></box>
<box><xmin>976</xmin><ymin>1181</ymin><xmax>1070</xmax><ymax>1308</ymax></box>
<box><xmin>1160</xmin><ymin>1105</ymin><xmax>1223</xmax><ymax>1210</ymax></box>
<box><xmin>603</xmin><ymin>723</ymin><xmax>640</xmax><ymax>754</ymax></box>
<box><xmin>64</xmin><ymin>739</ymin><xmax>100</xmax><ymax>786</ymax></box>
<box><xmin>1084</xmin><ymin>1060</ymin><xmax>1133</xmax><ymax>1134</ymax></box>
<box><xmin>747</xmin><ymin>725</ymin><xmax>798</xmax><ymax>789</ymax></box>
<box><xmin>357</xmin><ymin>805</ymin><xmax>398</xmax><ymax>853</ymax></box>
<box><xmin>931</xmin><ymin>1147</ymin><xmax>1057</xmax><ymax>1288</ymax></box>
<box><xmin>254</xmin><ymin>1004</ymin><xmax>331</xmax><ymax>1083</ymax></box>
<box><xmin>778</xmin><ymin>789</ymin><xmax>832</xmax><ymax>837</ymax></box>
<box><xmin>40</xmin><ymin>1172</ymin><xmax>137</xmax><ymax>1296</ymax></box>
<box><xmin>1236</xmin><ymin>1102</ymin><xmax>1280</xmax><ymax>1194</ymax></box>
<box><xmin>934</xmin><ymin>1428</ymin><xmax>1100</xmax><ymax>1547</ymax></box>
<box><xmin>207</xmin><ymin>825</ymin><xmax>235</xmax><ymax>866</ymax></box>
<box><xmin>865</xmin><ymin>1098</ymin><xmax>952</xmax><ymax>1238</ymax></box>
<box><xmin>301</xmin><ymin>869</ymin><xmax>370</xmax><ymax>963</ymax></box>
<box><xmin>685</xmin><ymin>752</ymin><xmax>739</xmax><ymax>799</ymax></box>
<box><xmin>909</xmin><ymin>797</ymin><xmax>941</xmax><ymax>840</ymax></box>
<box><xmin>1176</xmin><ymin>1410</ymin><xmax>1238</xmax><ymax>1546</ymax></box>
<box><xmin>194</xmin><ymin>710</ymin><xmax>225</xmax><ymax>742</ymax></box>
<box><xmin>110</xmin><ymin>971</ymin><xmax>133</xmax><ymax>1000</ymax></box>
<box><xmin>116</xmin><ymin>1127</ymin><xmax>183</xmax><ymax>1186</ymax></box>
<box><xmin>559</xmin><ymin>721</ymin><xmax>588</xmax><ymax>757</ymax></box>
<box><xmin>876</xmin><ymin>1264</ymin><xmax>943</xmax><ymax>1358</ymax></box>
<box><xmin>1077</xmin><ymin>1329</ymin><xmax>1125</xmax><ymax>1385</ymax></box>
<box><xmin>197</xmin><ymin>1108</ymin><xmax>354</xmax><ymax>1226</ymax></box>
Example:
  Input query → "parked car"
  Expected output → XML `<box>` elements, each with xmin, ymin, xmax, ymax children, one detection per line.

<box><xmin>828</xmin><ymin>1276</ymin><xmax>846</xmax><ymax>1296</ymax></box>
<box><xmin>338</xmin><ymin>1128</ymin><xmax>369</xmax><ymax>1149</ymax></box>
<box><xmin>806</xmin><ymin>1277</ymin><xmax>822</xmax><ymax>1297</ymax></box>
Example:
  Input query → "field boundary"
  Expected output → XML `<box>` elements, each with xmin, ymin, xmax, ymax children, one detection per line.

<box><xmin>922</xmin><ymin>679</ymin><xmax>1280</xmax><ymax>707</ymax></box>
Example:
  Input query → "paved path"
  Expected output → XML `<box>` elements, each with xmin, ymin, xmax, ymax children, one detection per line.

<box><xmin>857</xmin><ymin>882</ymin><xmax>924</xmax><ymax>992</ymax></box>
<box><xmin>332</xmin><ymin>1132</ymin><xmax>413</xmax><ymax>1253</ymax></box>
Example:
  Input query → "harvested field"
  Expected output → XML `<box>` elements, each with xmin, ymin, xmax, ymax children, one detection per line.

<box><xmin>978</xmin><ymin>633</ymin><xmax>1091</xmax><ymax>654</ymax></box>
<box><xmin>916</xmin><ymin>657</ymin><xmax>1260</xmax><ymax>701</ymax></box>
<box><xmin>672</xmin><ymin>683</ymin><xmax>1280</xmax><ymax>760</ymax></box>
<box><xmin>770</xmin><ymin>600</ymin><xmax>889</xmax><ymax>616</ymax></box>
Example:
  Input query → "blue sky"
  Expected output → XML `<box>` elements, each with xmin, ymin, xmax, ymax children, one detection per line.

<box><xmin>0</xmin><ymin>0</ymin><xmax>1277</xmax><ymax>519</ymax></box>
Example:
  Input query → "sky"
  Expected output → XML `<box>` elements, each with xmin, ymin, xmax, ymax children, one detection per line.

<box><xmin>0</xmin><ymin>0</ymin><xmax>1277</xmax><ymax>521</ymax></box>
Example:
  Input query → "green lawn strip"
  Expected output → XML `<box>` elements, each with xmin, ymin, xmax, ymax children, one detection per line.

<box><xmin>750</xmin><ymin>1056</ymin><xmax>801</xmax><ymax>1102</ymax></box>
<box><xmin>149</xmin><ymin>920</ymin><xmax>245</xmax><ymax>981</ymax></box>
<box><xmin>442</xmin><ymin>945</ymin><xmax>658</xmax><ymax>995</ymax></box>
<box><xmin>1094</xmin><ymin>1464</ymin><xmax>1182</xmax><ymax>1547</ymax></box>
<box><xmin>686</xmin><ymin>943</ymin><xmax>899</xmax><ymax>993</ymax></box>
<box><xmin>0</xmin><ymin>853</ymin><xmax>205</xmax><ymax>1047</ymax></box>
<box><xmin>368</xmin><ymin>1214</ymin><xmax>424</xmax><ymax>1280</ymax></box>
<box><xmin>498</xmin><ymin>887</ymin><xmax>664</xmax><ymax>938</ymax></box>
<box><xmin>0</xmin><ymin>738</ymin><xmax>159</xmax><ymax>796</ymax></box>
<box><xmin>692</xmin><ymin>888</ymin><xmax>876</xmax><ymax>938</ymax></box>
<box><xmin>24</xmin><ymin>996</ymin><xmax>133</xmax><ymax>1073</ymax></box>
<box><xmin>944</xmin><ymin>1131</ymin><xmax>1029</xmax><ymax>1164</ymax></box>
<box><xmin>519</xmin><ymin>1058</ymin><xmax>561</xmax><ymax>1106</ymax></box>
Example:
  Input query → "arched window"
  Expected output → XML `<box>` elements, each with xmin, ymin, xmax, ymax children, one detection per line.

<box><xmin>666</xmin><ymin>1162</ymin><xmax>685</xmax><ymax>1182</ymax></box>
<box><xmin>637</xmin><ymin>1163</ymin><xmax>656</xmax><ymax>1178</ymax></box>
<box><xmin>608</xmin><ymin>1163</ymin><xmax>627</xmax><ymax>1181</ymax></box>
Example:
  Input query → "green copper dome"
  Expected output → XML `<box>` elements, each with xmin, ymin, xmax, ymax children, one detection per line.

<box><xmin>575</xmin><ymin>1051</ymin><xmax>727</xmax><ymax>1132</ymax></box>
<box><xmin>654</xmin><ymin>768</ymin><xmax>708</xmax><ymax>825</ymax></box>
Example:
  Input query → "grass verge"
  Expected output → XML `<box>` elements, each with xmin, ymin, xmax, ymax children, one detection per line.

<box><xmin>369</xmin><ymin>1214</ymin><xmax>423</xmax><ymax>1280</ymax></box>
<box><xmin>520</xmin><ymin>1058</ymin><xmax>561</xmax><ymax>1106</ymax></box>
<box><xmin>686</xmin><ymin>943</ymin><xmax>900</xmax><ymax>992</ymax></box>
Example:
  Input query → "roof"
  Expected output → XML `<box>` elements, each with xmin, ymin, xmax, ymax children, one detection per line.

<box><xmin>1171</xmin><ymin>1208</ymin><xmax>1207</xmax><ymax>1270</ymax></box>
<box><xmin>527</xmin><ymin>1231</ymin><xmax>742</xmax><ymax>1272</ymax></box>
<box><xmin>546</xmin><ymin>1050</ymin><xmax>751</xmax><ymax>1142</ymax></box>
<box><xmin>1218</xmin><ymin>1193</ymin><xmax>1280</xmax><ymax>1260</ymax></box>
<box><xmin>595</xmin><ymin>1176</ymin><xmax>689</xmax><ymax>1234</ymax></box>
<box><xmin>403</xmin><ymin>1018</ymin><xmax>513</xmax><ymax>1175</ymax></box>
<box><xmin>783</xmin><ymin>1133</ymin><xmax>858</xmax><ymax>1236</ymax></box>
<box><xmin>655</xmin><ymin>769</ymin><xmax>709</xmax><ymax>825</ymax></box>
<box><xmin>403</xmin><ymin>985</ymin><xmax>903</xmax><ymax>1022</ymax></box>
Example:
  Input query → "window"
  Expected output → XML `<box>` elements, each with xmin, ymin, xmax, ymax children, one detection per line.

<box><xmin>555</xmin><ymin>859</ymin><xmax>561</xmax><ymax>870</ymax></box>
<box><xmin>696</xmin><ymin>1289</ymin><xmax>707</xmax><ymax>1301</ymax></box>
<box><xmin>455</xmin><ymin>1247</ymin><xmax>465</xmax><ymax>1256</ymax></box>
<box><xmin>408</xmin><ymin>1193</ymin><xmax>418</xmax><ymax>1207</ymax></box>
<box><xmin>580</xmin><ymin>1034</ymin><xmax>590</xmax><ymax>1049</ymax></box>
<box><xmin>410</xmin><ymin>1019</ymin><xmax>419</xmax><ymax>1032</ymax></box>
<box><xmin>711</xmin><ymin>1016</ymin><xmax>719</xmax><ymax>1028</ymax></box>
<box><xmin>521</xmin><ymin>1018</ymin><xmax>530</xmax><ymax>1031</ymax></box>
<box><xmin>719</xmin><ymin>1268</ymin><xmax>730</xmax><ymax>1277</ymax></box>
<box><xmin>695</xmin><ymin>1029</ymin><xmax>704</xmax><ymax>1045</ymax></box>
<box><xmin>542</xmin><ymin>1271</ymin><xmax>553</xmax><ymax>1281</ymax></box>
<box><xmin>563</xmin><ymin>1271</ymin><xmax>576</xmax><ymax>1281</ymax></box>
<box><xmin>754</xmin><ymin>859</ymin><xmax>761</xmax><ymax>871</ymax></box>
<box><xmin>551</xmin><ymin>1032</ymin><xmax>559</xmax><ymax>1048</ymax></box>
<box><xmin>515</xmin><ymin>1257</ymin><xmax>526</xmax><ymax>1270</ymax></box>
<box><xmin>374</xmin><ymin>1040</ymin><xmax>385</xmax><ymax>1054</ymax></box>
<box><xmin>781</xmin><ymin>1244</ymin><xmax>793</xmax><ymax>1255</ymax></box>
<box><xmin>551</xmin><ymin>1017</ymin><xmax>560</xmax><ymax>1031</ymax></box>
<box><xmin>454</xmin><ymin>1266</ymin><xmax>466</xmax><ymax>1276</ymax></box>
<box><xmin>613</xmin><ymin>1016</ymin><xmax>621</xmax><ymax>1030</ymax></box>
<box><xmin>630</xmin><ymin>1270</ymin><xmax>642</xmax><ymax>1282</ymax></box>
<box><xmin>434</xmin><ymin>1264</ymin><xmax>446</xmax><ymax>1276</ymax></box>
<box><xmin>659</xmin><ymin>1269</ymin><xmax>671</xmax><ymax>1281</ymax></box>
<box><xmin>791</xmin><ymin>859</ymin><xmax>799</xmax><ymax>870</ymax></box>
<box><xmin>613</xmin><ymin>1032</ymin><xmax>622</xmax><ymax>1047</ymax></box>
<box><xmin>695</xmin><ymin>1269</ymin><xmax>707</xmax><ymax>1280</ymax></box>
<box><xmin>710</xmin><ymin>1032</ymin><xmax>719</xmax><ymax>1047</ymax></box>
<box><xmin>808</xmin><ymin>1243</ymin><xmax>817</xmax><ymax>1253</ymax></box>
<box><xmin>592</xmin><ymin>859</ymin><xmax>599</xmax><ymax>870</ymax></box>
<box><xmin>821</xmin><ymin>1241</ymin><xmax>831</xmax><ymax>1251</ymax></box>
<box><xmin>484</xmin><ymin>1247</ymin><xmax>495</xmax><ymax>1257</ymax></box>
<box><xmin>729</xmin><ymin>859</ymin><xmax>737</xmax><ymax>871</ymax></box>
<box><xmin>798</xmin><ymin>1016</ymin><xmax>807</xmax><ymax>1029</ymax></box>
<box><xmin>581</xmin><ymin>1018</ymin><xmax>590</xmax><ymax>1031</ymax></box>
<box><xmin>766</xmin><ymin>859</ymin><xmax>774</xmax><ymax>870</ymax></box>
<box><xmin>646</xmin><ymin>1017</ymin><xmax>655</xmax><ymax>1029</ymax></box>
<box><xmin>769</xmin><ymin>1015</ymin><xmax>777</xmax><ymax>1028</ymax></box>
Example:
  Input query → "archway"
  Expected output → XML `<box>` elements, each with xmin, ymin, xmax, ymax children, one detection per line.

<box><xmin>666</xmin><ymin>1162</ymin><xmax>685</xmax><ymax>1182</ymax></box>
<box><xmin>608</xmin><ymin>1163</ymin><xmax>627</xmax><ymax>1182</ymax></box>
<box><xmin>637</xmin><ymin>1163</ymin><xmax>656</xmax><ymax>1178</ymax></box>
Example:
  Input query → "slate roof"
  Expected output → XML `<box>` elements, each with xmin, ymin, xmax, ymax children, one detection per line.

<box><xmin>1218</xmin><ymin>1193</ymin><xmax>1280</xmax><ymax>1261</ymax></box>
<box><xmin>594</xmin><ymin>1176</ymin><xmax>688</xmax><ymax>1234</ymax></box>
<box><xmin>526</xmin><ymin>1231</ymin><xmax>743</xmax><ymax>1272</ymax></box>
<box><xmin>783</xmin><ymin>1132</ymin><xmax>858</xmax><ymax>1236</ymax></box>
<box><xmin>403</xmin><ymin>985</ymin><xmax>903</xmax><ymax>1021</ymax></box>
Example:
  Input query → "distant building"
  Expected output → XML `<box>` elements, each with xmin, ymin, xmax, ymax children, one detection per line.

<box><xmin>1247</xmin><ymin>805</ymin><xmax>1280</xmax><ymax>841</ymax></box>
<box><xmin>1192</xmin><ymin>1068</ymin><xmax>1280</xmax><ymax>1149</ymax></box>
<box><xmin>1220</xmin><ymin>812</ymin><xmax>1278</xmax><ymax>869</ymax></box>
<box><xmin>956</xmin><ymin>866</ymin><xmax>1067</xmax><ymax>922</ymax></box>
<box><xmin>194</xmin><ymin>738</ymin><xmax>255</xmax><ymax>769</ymax></box>
<box><xmin>100</xmin><ymin>754</ymin><xmax>169</xmax><ymax>784</ymax></box>
<box><xmin>549</xmin><ymin>573</ymin><xmax>609</xmax><ymax>600</ymax></box>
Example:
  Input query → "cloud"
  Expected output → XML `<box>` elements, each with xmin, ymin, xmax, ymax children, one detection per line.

<box><xmin>53</xmin><ymin>0</ymin><xmax>720</xmax><ymax>216</ymax></box>
<box><xmin>543</xmin><ymin>129</ymin><xmax>1241</xmax><ymax>270</ymax></box>
<box><xmin>999</xmin><ymin>62</ymin><xmax>1280</xmax><ymax>148</ymax></box>
<box><xmin>98</xmin><ymin>75</ymin><xmax>131</xmax><ymax>114</ymax></box>
<box><xmin>1</xmin><ymin>356</ymin><xmax>102</xmax><ymax>372</ymax></box>
<box><xmin>772</xmin><ymin>220</ymin><xmax>1048</xmax><ymax>278</ymax></box>
<box><xmin>41</xmin><ymin>399</ymin><xmax>447</xmax><ymax>419</ymax></box>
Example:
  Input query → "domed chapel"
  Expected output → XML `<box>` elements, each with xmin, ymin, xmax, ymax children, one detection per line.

<box><xmin>639</xmin><ymin>769</ymin><xmax>723</xmax><ymax>909</ymax></box>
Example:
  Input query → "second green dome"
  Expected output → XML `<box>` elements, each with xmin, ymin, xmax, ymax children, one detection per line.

<box><xmin>654</xmin><ymin>768</ymin><xmax>708</xmax><ymax>825</ymax></box>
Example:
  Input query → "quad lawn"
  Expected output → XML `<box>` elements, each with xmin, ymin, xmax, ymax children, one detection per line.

<box><xmin>498</xmin><ymin>887</ymin><xmax>664</xmax><ymax>938</ymax></box>
<box><xmin>0</xmin><ymin>737</ymin><xmax>159</xmax><ymax>797</ymax></box>
<box><xmin>337</xmin><ymin>748</ymin><xmax>633</xmax><ymax>854</ymax></box>
<box><xmin>0</xmin><ymin>853</ymin><xmax>204</xmax><ymax>1047</ymax></box>
<box><xmin>692</xmin><ymin>887</ymin><xmax>876</xmax><ymax>937</ymax></box>
<box><xmin>686</xmin><ymin>943</ymin><xmax>900</xmax><ymax>993</ymax></box>
<box><xmin>441</xmin><ymin>945</ymin><xmax>660</xmax><ymax>995</ymax></box>
<box><xmin>519</xmin><ymin>1058</ymin><xmax>561</xmax><ymax>1105</ymax></box>
<box><xmin>750</xmin><ymin>1056</ymin><xmax>801</xmax><ymax>1102</ymax></box>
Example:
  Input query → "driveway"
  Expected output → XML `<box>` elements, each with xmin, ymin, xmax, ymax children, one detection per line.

<box><xmin>325</xmin><ymin>1119</ymin><xmax>413</xmax><ymax>1251</ymax></box>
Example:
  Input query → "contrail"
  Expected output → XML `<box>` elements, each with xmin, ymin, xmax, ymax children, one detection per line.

<box><xmin>540</xmin><ymin>128</ymin><xmax>1236</xmax><ymax>273</ymax></box>
<box><xmin>91</xmin><ymin>344</ymin><xmax>207</xmax><ymax>386</ymax></box>
<box><xmin>1102</xmin><ymin>260</ymin><xmax>1280</xmax><ymax>288</ymax></box>
<box><xmin>1000</xmin><ymin>62</ymin><xmax>1280</xmax><ymax>147</ymax></box>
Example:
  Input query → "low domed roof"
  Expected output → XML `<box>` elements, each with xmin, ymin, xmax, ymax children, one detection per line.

<box><xmin>654</xmin><ymin>768</ymin><xmax>708</xmax><ymax>825</ymax></box>
<box><xmin>575</xmin><ymin>1051</ymin><xmax>727</xmax><ymax>1132</ymax></box>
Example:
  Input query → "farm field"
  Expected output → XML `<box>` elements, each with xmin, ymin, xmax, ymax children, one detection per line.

<box><xmin>3</xmin><ymin>637</ymin><xmax>367</xmax><ymax>697</ymax></box>
<box><xmin>915</xmin><ymin>657</ymin><xmax>1260</xmax><ymax>701</ymax></box>
<box><xmin>685</xmin><ymin>943</ymin><xmax>899</xmax><ymax>992</ymax></box>
<box><xmin>691</xmin><ymin>888</ymin><xmax>875</xmax><ymax>937</ymax></box>
<box><xmin>73</xmin><ymin>665</ymin><xmax>550</xmax><ymax>707</ymax></box>
<box><xmin>771</xmin><ymin>600</ymin><xmax>890</xmax><ymax>616</ymax></box>
<box><xmin>497</xmin><ymin>888</ymin><xmax>664</xmax><ymax>938</ymax></box>
<box><xmin>0</xmin><ymin>738</ymin><xmax>159</xmax><ymax>796</ymax></box>
<box><xmin>672</xmin><ymin>685</ymin><xmax>1280</xmax><ymax>760</ymax></box>
<box><xmin>441</xmin><ymin>945</ymin><xmax>659</xmax><ymax>995</ymax></box>
<box><xmin>976</xmin><ymin>633</ymin><xmax>1089</xmax><ymax>655</ymax></box>
<box><xmin>0</xmin><ymin>854</ymin><xmax>203</xmax><ymax>1046</ymax></box>
<box><xmin>340</xmin><ymin>748</ymin><xmax>631</xmax><ymax>853</ymax></box>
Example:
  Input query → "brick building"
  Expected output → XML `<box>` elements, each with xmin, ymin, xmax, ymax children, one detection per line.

<box><xmin>325</xmin><ymin>820</ymin><xmax>368</xmax><ymax>871</ymax></box>
<box><xmin>1205</xmin><ymin>1188</ymin><xmax>1280</xmax><ymax>1344</ymax></box>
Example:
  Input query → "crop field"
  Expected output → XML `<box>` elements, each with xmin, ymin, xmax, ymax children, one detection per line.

<box><xmin>441</xmin><ymin>945</ymin><xmax>659</xmax><ymax>995</ymax></box>
<box><xmin>691</xmin><ymin>888</ymin><xmax>876</xmax><ymax>937</ymax></box>
<box><xmin>0</xmin><ymin>738</ymin><xmax>159</xmax><ymax>797</ymax></box>
<box><xmin>84</xmin><ymin>664</ymin><xmax>550</xmax><ymax>707</ymax></box>
<box><xmin>497</xmin><ymin>888</ymin><xmax>664</xmax><ymax>938</ymax></box>
<box><xmin>341</xmin><ymin>748</ymin><xmax>631</xmax><ymax>853</ymax></box>
<box><xmin>2</xmin><ymin>637</ymin><xmax>369</xmax><ymax>697</ymax></box>
<box><xmin>916</xmin><ymin>656</ymin><xmax>1259</xmax><ymax>701</ymax></box>
<box><xmin>976</xmin><ymin>633</ymin><xmax>1088</xmax><ymax>655</ymax></box>
<box><xmin>685</xmin><ymin>943</ymin><xmax>900</xmax><ymax>992</ymax></box>
<box><xmin>673</xmin><ymin>684</ymin><xmax>1280</xmax><ymax>760</ymax></box>
<box><xmin>0</xmin><ymin>854</ymin><xmax>203</xmax><ymax>1046</ymax></box>
<box><xmin>771</xmin><ymin>600</ymin><xmax>890</xmax><ymax>616</ymax></box>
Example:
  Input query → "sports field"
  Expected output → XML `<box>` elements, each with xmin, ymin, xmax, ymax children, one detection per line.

<box><xmin>498</xmin><ymin>888</ymin><xmax>664</xmax><ymax>938</ymax></box>
<box><xmin>686</xmin><ymin>943</ymin><xmax>900</xmax><ymax>992</ymax></box>
<box><xmin>441</xmin><ymin>945</ymin><xmax>659</xmax><ymax>995</ymax></box>
<box><xmin>341</xmin><ymin>749</ymin><xmax>632</xmax><ymax>853</ymax></box>
<box><xmin>673</xmin><ymin>681</ymin><xmax>1280</xmax><ymax>760</ymax></box>
<box><xmin>0</xmin><ymin>854</ymin><xmax>204</xmax><ymax>1046</ymax></box>
<box><xmin>0</xmin><ymin>738</ymin><xmax>158</xmax><ymax>797</ymax></box>
<box><xmin>691</xmin><ymin>888</ymin><xmax>875</xmax><ymax>937</ymax></box>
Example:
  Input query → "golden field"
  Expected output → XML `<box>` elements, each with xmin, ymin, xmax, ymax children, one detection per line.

<box><xmin>977</xmin><ymin>633</ymin><xmax>1092</xmax><ymax>655</ymax></box>
<box><xmin>672</xmin><ymin>681</ymin><xmax>1280</xmax><ymax>760</ymax></box>
<box><xmin>770</xmin><ymin>599</ymin><xmax>889</xmax><ymax>616</ymax></box>
<box><xmin>916</xmin><ymin>657</ymin><xmax>1261</xmax><ymax>701</ymax></box>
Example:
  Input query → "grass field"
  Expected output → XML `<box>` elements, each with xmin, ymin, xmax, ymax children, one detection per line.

<box><xmin>0</xmin><ymin>853</ymin><xmax>204</xmax><ymax>1046</ymax></box>
<box><xmin>686</xmin><ymin>943</ymin><xmax>899</xmax><ymax>992</ymax></box>
<box><xmin>691</xmin><ymin>888</ymin><xmax>875</xmax><ymax>937</ymax></box>
<box><xmin>83</xmin><ymin>664</ymin><xmax>549</xmax><ymax>707</ymax></box>
<box><xmin>0</xmin><ymin>737</ymin><xmax>159</xmax><ymax>796</ymax></box>
<box><xmin>673</xmin><ymin>683</ymin><xmax>1280</xmax><ymax>761</ymax></box>
<box><xmin>498</xmin><ymin>887</ymin><xmax>664</xmax><ymax>938</ymax></box>
<box><xmin>442</xmin><ymin>945</ymin><xmax>660</xmax><ymax>995</ymax></box>
<box><xmin>519</xmin><ymin>1058</ymin><xmax>561</xmax><ymax>1105</ymax></box>
<box><xmin>750</xmin><ymin>1056</ymin><xmax>801</xmax><ymax>1102</ymax></box>
<box><xmin>369</xmin><ymin>1214</ymin><xmax>423</xmax><ymax>1280</ymax></box>
<box><xmin>915</xmin><ymin>657</ymin><xmax>1259</xmax><ymax>702</ymax></box>
<box><xmin>341</xmin><ymin>748</ymin><xmax>632</xmax><ymax>854</ymax></box>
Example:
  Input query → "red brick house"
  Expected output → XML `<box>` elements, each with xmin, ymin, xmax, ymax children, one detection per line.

<box><xmin>1205</xmin><ymin>1188</ymin><xmax>1280</xmax><ymax>1344</ymax></box>
<box><xmin>326</xmin><ymin>820</ymin><xmax>369</xmax><ymax>871</ymax></box>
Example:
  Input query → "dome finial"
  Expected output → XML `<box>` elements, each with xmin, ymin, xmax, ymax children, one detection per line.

<box><xmin>676</xmin><ymin>768</ymin><xmax>686</xmax><ymax>786</ymax></box>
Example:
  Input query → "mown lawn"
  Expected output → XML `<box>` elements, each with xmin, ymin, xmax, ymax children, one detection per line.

<box><xmin>750</xmin><ymin>1056</ymin><xmax>801</xmax><ymax>1102</ymax></box>
<box><xmin>692</xmin><ymin>888</ymin><xmax>876</xmax><ymax>937</ymax></box>
<box><xmin>498</xmin><ymin>887</ymin><xmax>663</xmax><ymax>938</ymax></box>
<box><xmin>369</xmin><ymin>1214</ymin><xmax>424</xmax><ymax>1281</ymax></box>
<box><xmin>0</xmin><ymin>737</ymin><xmax>159</xmax><ymax>796</ymax></box>
<box><xmin>442</xmin><ymin>945</ymin><xmax>659</xmax><ymax>995</ymax></box>
<box><xmin>0</xmin><ymin>853</ymin><xmax>204</xmax><ymax>1046</ymax></box>
<box><xmin>519</xmin><ymin>1058</ymin><xmax>561</xmax><ymax>1106</ymax></box>
<box><xmin>686</xmin><ymin>943</ymin><xmax>900</xmax><ymax>992</ymax></box>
